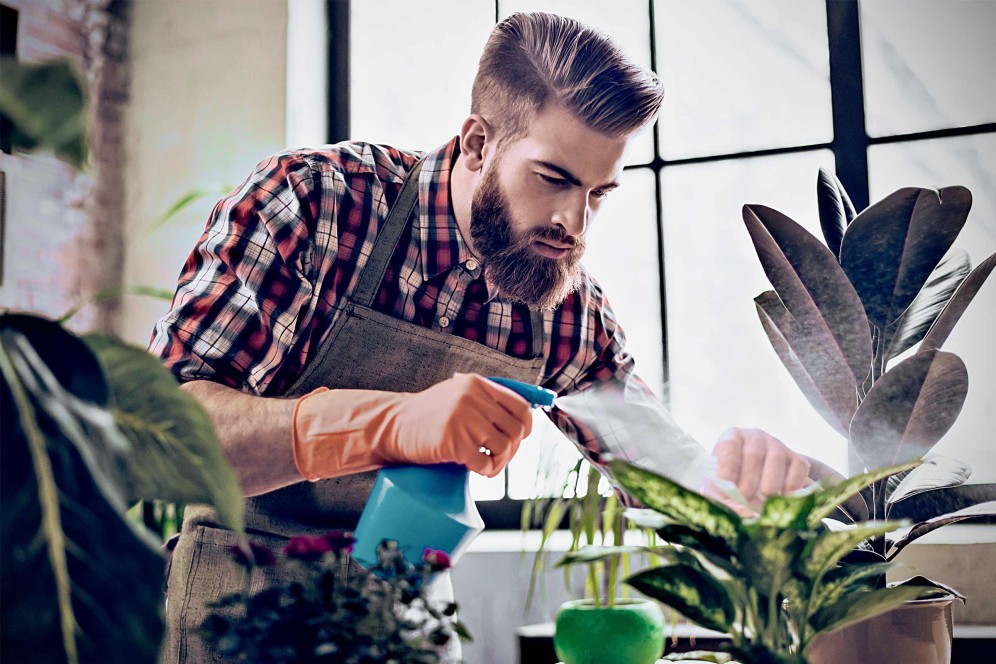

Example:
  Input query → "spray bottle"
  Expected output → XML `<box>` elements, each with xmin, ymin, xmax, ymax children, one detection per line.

<box><xmin>351</xmin><ymin>376</ymin><xmax>555</xmax><ymax>568</ymax></box>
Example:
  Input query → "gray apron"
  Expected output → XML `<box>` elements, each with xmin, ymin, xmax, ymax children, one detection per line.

<box><xmin>163</xmin><ymin>160</ymin><xmax>547</xmax><ymax>662</ymax></box>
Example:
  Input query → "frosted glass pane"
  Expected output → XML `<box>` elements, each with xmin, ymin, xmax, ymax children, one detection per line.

<box><xmin>868</xmin><ymin>135</ymin><xmax>996</xmax><ymax>482</ymax></box>
<box><xmin>860</xmin><ymin>0</ymin><xmax>996</xmax><ymax>137</ymax></box>
<box><xmin>654</xmin><ymin>0</ymin><xmax>832</xmax><ymax>159</ymax></box>
<box><xmin>350</xmin><ymin>1</ymin><xmax>495</xmax><ymax>148</ymax></box>
<box><xmin>499</xmin><ymin>0</ymin><xmax>655</xmax><ymax>165</ymax></box>
<box><xmin>660</xmin><ymin>150</ymin><xmax>847</xmax><ymax>472</ymax></box>
<box><xmin>582</xmin><ymin>168</ymin><xmax>665</xmax><ymax>396</ymax></box>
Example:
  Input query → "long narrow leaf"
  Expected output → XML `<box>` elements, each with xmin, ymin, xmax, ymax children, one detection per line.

<box><xmin>921</xmin><ymin>252</ymin><xmax>996</xmax><ymax>351</ymax></box>
<box><xmin>888</xmin><ymin>501</ymin><xmax>996</xmax><ymax>558</ymax></box>
<box><xmin>809</xmin><ymin>583</ymin><xmax>949</xmax><ymax>639</ymax></box>
<box><xmin>840</xmin><ymin>186</ymin><xmax>971</xmax><ymax>328</ymax></box>
<box><xmin>755</xmin><ymin>292</ymin><xmax>855</xmax><ymax>435</ymax></box>
<box><xmin>807</xmin><ymin>461</ymin><xmax>920</xmax><ymax>528</ymax></box>
<box><xmin>849</xmin><ymin>350</ymin><xmax>968</xmax><ymax>470</ymax></box>
<box><xmin>887</xmin><ymin>454</ymin><xmax>971</xmax><ymax>505</ymax></box>
<box><xmin>817</xmin><ymin>168</ymin><xmax>852</xmax><ymax>258</ymax></box>
<box><xmin>803</xmin><ymin>521</ymin><xmax>905</xmax><ymax>579</ymax></box>
<box><xmin>885</xmin><ymin>249</ymin><xmax>971</xmax><ymax>359</ymax></box>
<box><xmin>744</xmin><ymin>204</ymin><xmax>872</xmax><ymax>394</ymax></box>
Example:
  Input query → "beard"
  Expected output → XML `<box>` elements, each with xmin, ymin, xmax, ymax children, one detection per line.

<box><xmin>469</xmin><ymin>167</ymin><xmax>586</xmax><ymax>310</ymax></box>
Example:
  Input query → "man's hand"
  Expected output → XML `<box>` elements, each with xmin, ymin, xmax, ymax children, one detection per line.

<box><xmin>702</xmin><ymin>427</ymin><xmax>811</xmax><ymax>515</ymax></box>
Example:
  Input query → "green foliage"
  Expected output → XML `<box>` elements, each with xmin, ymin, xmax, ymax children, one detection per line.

<box><xmin>0</xmin><ymin>57</ymin><xmax>87</xmax><ymax>166</ymax></box>
<box><xmin>0</xmin><ymin>313</ymin><xmax>243</xmax><ymax>663</ymax></box>
<box><xmin>743</xmin><ymin>172</ymin><xmax>996</xmax><ymax>558</ymax></box>
<box><xmin>564</xmin><ymin>459</ymin><xmax>955</xmax><ymax>663</ymax></box>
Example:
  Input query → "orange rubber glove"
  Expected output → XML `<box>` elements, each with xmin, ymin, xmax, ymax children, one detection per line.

<box><xmin>291</xmin><ymin>373</ymin><xmax>533</xmax><ymax>480</ymax></box>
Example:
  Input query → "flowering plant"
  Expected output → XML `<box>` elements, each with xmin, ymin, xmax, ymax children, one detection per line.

<box><xmin>200</xmin><ymin>531</ymin><xmax>470</xmax><ymax>663</ymax></box>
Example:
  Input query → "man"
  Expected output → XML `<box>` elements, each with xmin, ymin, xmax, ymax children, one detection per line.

<box><xmin>152</xmin><ymin>12</ymin><xmax>810</xmax><ymax>661</ymax></box>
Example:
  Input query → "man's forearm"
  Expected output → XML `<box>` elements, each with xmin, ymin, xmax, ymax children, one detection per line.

<box><xmin>180</xmin><ymin>380</ymin><xmax>301</xmax><ymax>497</ymax></box>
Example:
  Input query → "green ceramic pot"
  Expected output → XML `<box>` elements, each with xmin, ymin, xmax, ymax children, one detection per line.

<box><xmin>553</xmin><ymin>597</ymin><xmax>665</xmax><ymax>664</ymax></box>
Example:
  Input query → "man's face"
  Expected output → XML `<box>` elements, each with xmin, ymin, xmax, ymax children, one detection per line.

<box><xmin>470</xmin><ymin>103</ymin><xmax>630</xmax><ymax>309</ymax></box>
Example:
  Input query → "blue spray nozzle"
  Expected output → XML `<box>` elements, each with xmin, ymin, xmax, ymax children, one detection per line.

<box><xmin>487</xmin><ymin>376</ymin><xmax>556</xmax><ymax>408</ymax></box>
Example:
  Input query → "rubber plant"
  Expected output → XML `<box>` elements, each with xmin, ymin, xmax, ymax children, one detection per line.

<box><xmin>0</xmin><ymin>57</ymin><xmax>243</xmax><ymax>664</ymax></box>
<box><xmin>559</xmin><ymin>459</ymin><xmax>957</xmax><ymax>664</ymax></box>
<box><xmin>741</xmin><ymin>171</ymin><xmax>996</xmax><ymax>562</ymax></box>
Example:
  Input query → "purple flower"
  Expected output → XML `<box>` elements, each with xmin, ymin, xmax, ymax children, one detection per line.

<box><xmin>422</xmin><ymin>548</ymin><xmax>451</xmax><ymax>571</ymax></box>
<box><xmin>282</xmin><ymin>535</ymin><xmax>334</xmax><ymax>561</ymax></box>
<box><xmin>322</xmin><ymin>530</ymin><xmax>356</xmax><ymax>554</ymax></box>
<box><xmin>227</xmin><ymin>541</ymin><xmax>277</xmax><ymax>568</ymax></box>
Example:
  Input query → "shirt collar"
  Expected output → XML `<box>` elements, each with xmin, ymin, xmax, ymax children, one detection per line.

<box><xmin>415</xmin><ymin>137</ymin><xmax>483</xmax><ymax>281</ymax></box>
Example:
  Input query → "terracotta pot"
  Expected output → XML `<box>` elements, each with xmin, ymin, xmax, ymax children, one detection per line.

<box><xmin>808</xmin><ymin>595</ymin><xmax>956</xmax><ymax>664</ymax></box>
<box><xmin>553</xmin><ymin>598</ymin><xmax>665</xmax><ymax>664</ymax></box>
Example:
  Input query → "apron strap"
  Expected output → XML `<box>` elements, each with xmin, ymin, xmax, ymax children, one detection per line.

<box><xmin>352</xmin><ymin>159</ymin><xmax>425</xmax><ymax>307</ymax></box>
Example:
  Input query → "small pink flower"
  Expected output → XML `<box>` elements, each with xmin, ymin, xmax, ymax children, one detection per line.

<box><xmin>322</xmin><ymin>530</ymin><xmax>356</xmax><ymax>554</ymax></box>
<box><xmin>227</xmin><ymin>542</ymin><xmax>276</xmax><ymax>568</ymax></box>
<box><xmin>422</xmin><ymin>548</ymin><xmax>451</xmax><ymax>571</ymax></box>
<box><xmin>282</xmin><ymin>535</ymin><xmax>334</xmax><ymax>561</ymax></box>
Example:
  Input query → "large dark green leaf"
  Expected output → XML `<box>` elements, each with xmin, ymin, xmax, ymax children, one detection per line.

<box><xmin>886</xmin><ymin>454</ymin><xmax>971</xmax><ymax>505</ymax></box>
<box><xmin>817</xmin><ymin>168</ymin><xmax>856</xmax><ymax>258</ymax></box>
<box><xmin>83</xmin><ymin>334</ymin><xmax>244</xmax><ymax>532</ymax></box>
<box><xmin>744</xmin><ymin>205</ymin><xmax>872</xmax><ymax>399</ymax></box>
<box><xmin>608</xmin><ymin>460</ymin><xmax>743</xmax><ymax>551</ymax></box>
<box><xmin>887</xmin><ymin>501</ymin><xmax>996</xmax><ymax>559</ymax></box>
<box><xmin>754</xmin><ymin>291</ymin><xmax>856</xmax><ymax>435</ymax></box>
<box><xmin>839</xmin><ymin>187</ymin><xmax>972</xmax><ymax>329</ymax></box>
<box><xmin>0</xmin><ymin>57</ymin><xmax>87</xmax><ymax>167</ymax></box>
<box><xmin>0</xmin><ymin>316</ymin><xmax>164</xmax><ymax>663</ymax></box>
<box><xmin>885</xmin><ymin>249</ymin><xmax>972</xmax><ymax>359</ymax></box>
<box><xmin>626</xmin><ymin>564</ymin><xmax>737</xmax><ymax>634</ymax></box>
<box><xmin>849</xmin><ymin>351</ymin><xmax>968</xmax><ymax>471</ymax></box>
<box><xmin>921</xmin><ymin>251</ymin><xmax>996</xmax><ymax>351</ymax></box>
<box><xmin>808</xmin><ymin>583</ymin><xmax>949</xmax><ymax>640</ymax></box>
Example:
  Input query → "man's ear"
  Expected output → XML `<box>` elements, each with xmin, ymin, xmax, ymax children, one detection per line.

<box><xmin>459</xmin><ymin>114</ymin><xmax>493</xmax><ymax>172</ymax></box>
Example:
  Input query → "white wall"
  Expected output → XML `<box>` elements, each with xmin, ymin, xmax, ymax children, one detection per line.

<box><xmin>121</xmin><ymin>0</ymin><xmax>289</xmax><ymax>346</ymax></box>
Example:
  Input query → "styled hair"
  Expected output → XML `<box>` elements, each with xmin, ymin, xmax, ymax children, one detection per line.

<box><xmin>471</xmin><ymin>12</ymin><xmax>664</xmax><ymax>144</ymax></box>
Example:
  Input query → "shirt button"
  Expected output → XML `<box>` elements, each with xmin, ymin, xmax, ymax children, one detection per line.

<box><xmin>439</xmin><ymin>316</ymin><xmax>451</xmax><ymax>328</ymax></box>
<box><xmin>465</xmin><ymin>258</ymin><xmax>479</xmax><ymax>271</ymax></box>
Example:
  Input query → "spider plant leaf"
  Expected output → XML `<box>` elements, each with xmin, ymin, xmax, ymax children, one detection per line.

<box><xmin>755</xmin><ymin>291</ymin><xmax>856</xmax><ymax>435</ymax></box>
<box><xmin>887</xmin><ymin>501</ymin><xmax>996</xmax><ymax>559</ymax></box>
<box><xmin>817</xmin><ymin>168</ymin><xmax>855</xmax><ymax>258</ymax></box>
<box><xmin>82</xmin><ymin>333</ymin><xmax>244</xmax><ymax>533</ymax></box>
<box><xmin>849</xmin><ymin>350</ymin><xmax>968</xmax><ymax>471</ymax></box>
<box><xmin>555</xmin><ymin>544</ymin><xmax>674</xmax><ymax>568</ymax></box>
<box><xmin>921</xmin><ymin>251</ymin><xmax>996</xmax><ymax>351</ymax></box>
<box><xmin>625</xmin><ymin>564</ymin><xmax>737</xmax><ymax>634</ymax></box>
<box><xmin>744</xmin><ymin>205</ymin><xmax>872</xmax><ymax>399</ymax></box>
<box><xmin>885</xmin><ymin>249</ymin><xmax>971</xmax><ymax>359</ymax></box>
<box><xmin>608</xmin><ymin>460</ymin><xmax>744</xmax><ymax>550</ymax></box>
<box><xmin>839</xmin><ymin>186</ymin><xmax>971</xmax><ymax>329</ymax></box>
<box><xmin>806</xmin><ymin>461</ymin><xmax>920</xmax><ymax>528</ymax></box>
<box><xmin>887</xmin><ymin>454</ymin><xmax>971</xmax><ymax>505</ymax></box>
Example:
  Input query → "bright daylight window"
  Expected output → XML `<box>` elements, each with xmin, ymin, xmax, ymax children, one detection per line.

<box><xmin>346</xmin><ymin>0</ymin><xmax>996</xmax><ymax>528</ymax></box>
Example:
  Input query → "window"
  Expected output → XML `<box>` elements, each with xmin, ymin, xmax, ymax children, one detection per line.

<box><xmin>342</xmin><ymin>0</ymin><xmax>996</xmax><ymax>527</ymax></box>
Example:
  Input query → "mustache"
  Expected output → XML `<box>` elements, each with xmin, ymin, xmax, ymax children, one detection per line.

<box><xmin>524</xmin><ymin>225</ymin><xmax>582</xmax><ymax>250</ymax></box>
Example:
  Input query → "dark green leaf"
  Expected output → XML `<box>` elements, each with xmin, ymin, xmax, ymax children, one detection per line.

<box><xmin>626</xmin><ymin>565</ymin><xmax>736</xmax><ymax>634</ymax></box>
<box><xmin>608</xmin><ymin>460</ymin><xmax>743</xmax><ymax>551</ymax></box>
<box><xmin>888</xmin><ymin>501</ymin><xmax>996</xmax><ymax>558</ymax></box>
<box><xmin>756</xmin><ymin>491</ymin><xmax>817</xmax><ymax>530</ymax></box>
<box><xmin>744</xmin><ymin>205</ymin><xmax>872</xmax><ymax>406</ymax></box>
<box><xmin>812</xmin><ymin>561</ymin><xmax>893</xmax><ymax>611</ymax></box>
<box><xmin>803</xmin><ymin>521</ymin><xmax>904</xmax><ymax>579</ymax></box>
<box><xmin>754</xmin><ymin>291</ymin><xmax>856</xmax><ymax>435</ymax></box>
<box><xmin>809</xmin><ymin>583</ymin><xmax>949</xmax><ymax>638</ymax></box>
<box><xmin>807</xmin><ymin>461</ymin><xmax>920</xmax><ymax>528</ymax></box>
<box><xmin>849</xmin><ymin>351</ymin><xmax>968</xmax><ymax>471</ymax></box>
<box><xmin>840</xmin><ymin>186</ymin><xmax>972</xmax><ymax>328</ymax></box>
<box><xmin>0</xmin><ymin>318</ymin><xmax>164</xmax><ymax>663</ymax></box>
<box><xmin>921</xmin><ymin>251</ymin><xmax>996</xmax><ymax>351</ymax></box>
<box><xmin>0</xmin><ymin>57</ymin><xmax>87</xmax><ymax>167</ymax></box>
<box><xmin>885</xmin><ymin>249</ymin><xmax>971</xmax><ymax>359</ymax></box>
<box><xmin>83</xmin><ymin>334</ymin><xmax>244</xmax><ymax>532</ymax></box>
<box><xmin>817</xmin><ymin>168</ymin><xmax>853</xmax><ymax>258</ymax></box>
<box><xmin>887</xmin><ymin>454</ymin><xmax>971</xmax><ymax>505</ymax></box>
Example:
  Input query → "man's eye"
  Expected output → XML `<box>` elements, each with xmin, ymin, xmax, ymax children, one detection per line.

<box><xmin>591</xmin><ymin>189</ymin><xmax>608</xmax><ymax>200</ymax></box>
<box><xmin>538</xmin><ymin>173</ymin><xmax>568</xmax><ymax>187</ymax></box>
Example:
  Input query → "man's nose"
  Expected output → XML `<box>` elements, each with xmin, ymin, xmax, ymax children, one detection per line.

<box><xmin>553</xmin><ymin>193</ymin><xmax>590</xmax><ymax>238</ymax></box>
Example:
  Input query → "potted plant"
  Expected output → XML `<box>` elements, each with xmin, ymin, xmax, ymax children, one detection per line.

<box><xmin>561</xmin><ymin>458</ymin><xmax>955</xmax><ymax>664</ymax></box>
<box><xmin>740</xmin><ymin>170</ymin><xmax>996</xmax><ymax>661</ymax></box>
